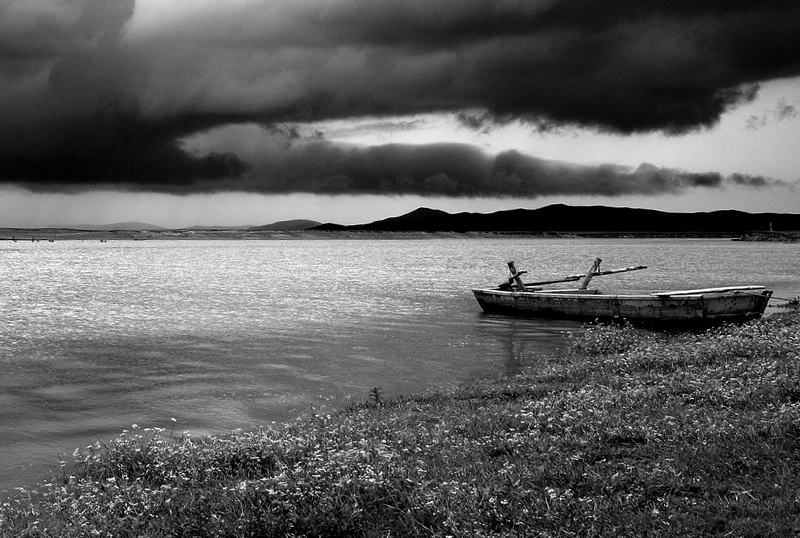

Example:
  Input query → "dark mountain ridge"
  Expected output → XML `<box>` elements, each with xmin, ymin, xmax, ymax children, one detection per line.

<box><xmin>314</xmin><ymin>204</ymin><xmax>800</xmax><ymax>233</ymax></box>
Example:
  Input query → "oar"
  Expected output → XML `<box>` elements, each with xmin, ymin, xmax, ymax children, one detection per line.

<box><xmin>499</xmin><ymin>264</ymin><xmax>647</xmax><ymax>290</ymax></box>
<box><xmin>564</xmin><ymin>264</ymin><xmax>648</xmax><ymax>281</ymax></box>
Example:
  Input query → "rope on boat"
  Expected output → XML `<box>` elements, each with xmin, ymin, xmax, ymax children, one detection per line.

<box><xmin>767</xmin><ymin>294</ymin><xmax>800</xmax><ymax>303</ymax></box>
<box><xmin>733</xmin><ymin>289</ymin><xmax>798</xmax><ymax>303</ymax></box>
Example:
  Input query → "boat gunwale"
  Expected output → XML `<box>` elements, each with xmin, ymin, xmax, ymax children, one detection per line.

<box><xmin>470</xmin><ymin>288</ymin><xmax>772</xmax><ymax>300</ymax></box>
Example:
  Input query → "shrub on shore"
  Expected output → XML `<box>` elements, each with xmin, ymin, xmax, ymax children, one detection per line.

<box><xmin>2</xmin><ymin>311</ymin><xmax>799</xmax><ymax>537</ymax></box>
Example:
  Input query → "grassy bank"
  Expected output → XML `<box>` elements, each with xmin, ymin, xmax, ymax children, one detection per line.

<box><xmin>2</xmin><ymin>311</ymin><xmax>799</xmax><ymax>537</ymax></box>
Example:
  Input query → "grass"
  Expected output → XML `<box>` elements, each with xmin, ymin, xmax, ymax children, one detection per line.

<box><xmin>2</xmin><ymin>310</ymin><xmax>799</xmax><ymax>537</ymax></box>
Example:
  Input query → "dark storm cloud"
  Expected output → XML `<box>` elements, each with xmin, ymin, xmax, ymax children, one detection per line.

<box><xmin>263</xmin><ymin>0</ymin><xmax>799</xmax><ymax>131</ymax></box>
<box><xmin>0</xmin><ymin>0</ymin><xmax>248</xmax><ymax>186</ymax></box>
<box><xmin>1</xmin><ymin>0</ymin><xmax>799</xmax><ymax>192</ymax></box>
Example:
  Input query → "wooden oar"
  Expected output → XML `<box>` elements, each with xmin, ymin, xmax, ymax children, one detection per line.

<box><xmin>499</xmin><ymin>264</ymin><xmax>647</xmax><ymax>290</ymax></box>
<box><xmin>565</xmin><ymin>264</ymin><xmax>648</xmax><ymax>281</ymax></box>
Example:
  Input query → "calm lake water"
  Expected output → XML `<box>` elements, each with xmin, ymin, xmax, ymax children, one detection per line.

<box><xmin>1</xmin><ymin>237</ymin><xmax>798</xmax><ymax>495</ymax></box>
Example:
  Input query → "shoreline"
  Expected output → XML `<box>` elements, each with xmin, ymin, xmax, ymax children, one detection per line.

<box><xmin>3</xmin><ymin>228</ymin><xmax>797</xmax><ymax>241</ymax></box>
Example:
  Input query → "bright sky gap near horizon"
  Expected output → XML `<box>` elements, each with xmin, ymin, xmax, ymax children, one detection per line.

<box><xmin>1</xmin><ymin>1</ymin><xmax>799</xmax><ymax>228</ymax></box>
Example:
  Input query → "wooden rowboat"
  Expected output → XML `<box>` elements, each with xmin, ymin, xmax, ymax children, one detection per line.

<box><xmin>472</xmin><ymin>259</ymin><xmax>773</xmax><ymax>326</ymax></box>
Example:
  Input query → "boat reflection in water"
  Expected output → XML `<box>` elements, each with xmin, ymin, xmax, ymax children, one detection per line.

<box><xmin>475</xmin><ymin>314</ymin><xmax>584</xmax><ymax>377</ymax></box>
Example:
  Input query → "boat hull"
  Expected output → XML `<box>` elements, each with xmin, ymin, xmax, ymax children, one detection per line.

<box><xmin>472</xmin><ymin>288</ymin><xmax>773</xmax><ymax>326</ymax></box>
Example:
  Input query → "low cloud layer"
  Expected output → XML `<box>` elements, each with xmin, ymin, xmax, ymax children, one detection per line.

<box><xmin>140</xmin><ymin>139</ymin><xmax>785</xmax><ymax>198</ymax></box>
<box><xmin>1</xmin><ymin>0</ymin><xmax>799</xmax><ymax>193</ymax></box>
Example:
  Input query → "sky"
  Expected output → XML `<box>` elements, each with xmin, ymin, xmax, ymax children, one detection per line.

<box><xmin>1</xmin><ymin>0</ymin><xmax>799</xmax><ymax>228</ymax></box>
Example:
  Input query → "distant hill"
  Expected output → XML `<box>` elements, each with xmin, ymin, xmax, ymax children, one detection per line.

<box><xmin>181</xmin><ymin>225</ymin><xmax>253</xmax><ymax>231</ymax></box>
<box><xmin>45</xmin><ymin>220</ymin><xmax>322</xmax><ymax>232</ymax></box>
<box><xmin>53</xmin><ymin>221</ymin><xmax>166</xmax><ymax>231</ymax></box>
<box><xmin>313</xmin><ymin>204</ymin><xmax>800</xmax><ymax>233</ymax></box>
<box><xmin>250</xmin><ymin>219</ymin><xmax>322</xmax><ymax>231</ymax></box>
